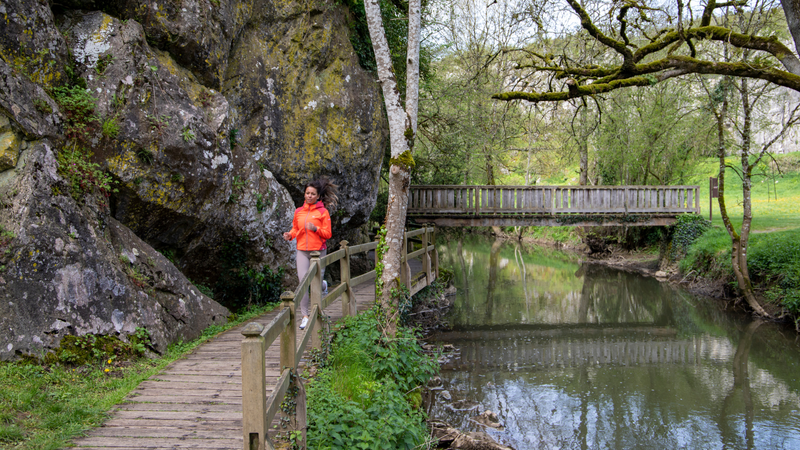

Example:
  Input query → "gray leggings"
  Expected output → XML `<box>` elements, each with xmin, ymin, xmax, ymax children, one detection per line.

<box><xmin>296</xmin><ymin>249</ymin><xmax>326</xmax><ymax>317</ymax></box>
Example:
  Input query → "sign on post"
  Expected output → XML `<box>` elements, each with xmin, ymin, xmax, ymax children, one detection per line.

<box><xmin>709</xmin><ymin>177</ymin><xmax>719</xmax><ymax>221</ymax></box>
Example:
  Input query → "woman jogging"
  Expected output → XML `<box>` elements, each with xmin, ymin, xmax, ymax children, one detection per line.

<box><xmin>283</xmin><ymin>177</ymin><xmax>338</xmax><ymax>329</ymax></box>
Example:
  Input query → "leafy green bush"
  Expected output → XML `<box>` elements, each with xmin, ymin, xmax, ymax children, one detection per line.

<box><xmin>747</xmin><ymin>229</ymin><xmax>800</xmax><ymax>313</ymax></box>
<box><xmin>678</xmin><ymin>227</ymin><xmax>732</xmax><ymax>276</ymax></box>
<box><xmin>51</xmin><ymin>329</ymin><xmax>150</xmax><ymax>366</ymax></box>
<box><xmin>307</xmin><ymin>308</ymin><xmax>437</xmax><ymax>450</ymax></box>
<box><xmin>669</xmin><ymin>214</ymin><xmax>712</xmax><ymax>262</ymax></box>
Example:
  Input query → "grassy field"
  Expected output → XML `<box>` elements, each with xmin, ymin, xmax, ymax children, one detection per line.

<box><xmin>0</xmin><ymin>304</ymin><xmax>277</xmax><ymax>450</ymax></box>
<box><xmin>690</xmin><ymin>153</ymin><xmax>800</xmax><ymax>232</ymax></box>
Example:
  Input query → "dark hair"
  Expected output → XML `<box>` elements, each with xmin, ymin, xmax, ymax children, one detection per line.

<box><xmin>305</xmin><ymin>177</ymin><xmax>339</xmax><ymax>210</ymax></box>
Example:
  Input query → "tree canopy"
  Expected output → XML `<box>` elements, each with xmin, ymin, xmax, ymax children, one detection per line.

<box><xmin>492</xmin><ymin>0</ymin><xmax>800</xmax><ymax>103</ymax></box>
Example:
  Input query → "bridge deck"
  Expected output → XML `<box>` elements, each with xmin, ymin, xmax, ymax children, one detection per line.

<box><xmin>70</xmin><ymin>282</ymin><xmax>378</xmax><ymax>450</ymax></box>
<box><xmin>409</xmin><ymin>185</ymin><xmax>701</xmax><ymax>226</ymax></box>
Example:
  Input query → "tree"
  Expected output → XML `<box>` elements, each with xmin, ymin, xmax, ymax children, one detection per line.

<box><xmin>593</xmin><ymin>79</ymin><xmax>710</xmax><ymax>185</ymax></box>
<box><xmin>414</xmin><ymin>0</ymin><xmax>534</xmax><ymax>186</ymax></box>
<box><xmin>492</xmin><ymin>0</ymin><xmax>800</xmax><ymax>103</ymax></box>
<box><xmin>364</xmin><ymin>0</ymin><xmax>422</xmax><ymax>335</ymax></box>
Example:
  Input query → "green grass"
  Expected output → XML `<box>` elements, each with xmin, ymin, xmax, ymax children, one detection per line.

<box><xmin>691</xmin><ymin>154</ymin><xmax>800</xmax><ymax>232</ymax></box>
<box><xmin>0</xmin><ymin>303</ymin><xmax>278</xmax><ymax>450</ymax></box>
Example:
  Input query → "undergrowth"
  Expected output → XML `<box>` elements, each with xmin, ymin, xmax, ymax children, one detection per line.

<box><xmin>306</xmin><ymin>307</ymin><xmax>437</xmax><ymax>450</ymax></box>
<box><xmin>680</xmin><ymin>227</ymin><xmax>800</xmax><ymax>316</ymax></box>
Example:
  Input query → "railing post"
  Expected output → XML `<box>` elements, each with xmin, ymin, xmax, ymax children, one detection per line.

<box><xmin>310</xmin><ymin>251</ymin><xmax>323</xmax><ymax>350</ymax></box>
<box><xmin>279</xmin><ymin>292</ymin><xmax>296</xmax><ymax>371</ymax></box>
<box><xmin>241</xmin><ymin>323</ymin><xmax>266</xmax><ymax>450</ymax></box>
<box><xmin>278</xmin><ymin>292</ymin><xmax>304</xmax><ymax>448</ymax></box>
<box><xmin>339</xmin><ymin>240</ymin><xmax>356</xmax><ymax>316</ymax></box>
<box><xmin>401</xmin><ymin>229</ymin><xmax>410</xmax><ymax>287</ymax></box>
<box><xmin>421</xmin><ymin>226</ymin><xmax>431</xmax><ymax>285</ymax></box>
<box><xmin>432</xmin><ymin>225</ymin><xmax>439</xmax><ymax>280</ymax></box>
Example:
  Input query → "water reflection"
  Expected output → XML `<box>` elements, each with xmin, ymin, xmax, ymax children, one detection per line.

<box><xmin>429</xmin><ymin>237</ymin><xmax>800</xmax><ymax>449</ymax></box>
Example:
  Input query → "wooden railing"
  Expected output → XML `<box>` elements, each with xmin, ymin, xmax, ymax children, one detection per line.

<box><xmin>241</xmin><ymin>227</ymin><xmax>438</xmax><ymax>450</ymax></box>
<box><xmin>409</xmin><ymin>185</ymin><xmax>700</xmax><ymax>215</ymax></box>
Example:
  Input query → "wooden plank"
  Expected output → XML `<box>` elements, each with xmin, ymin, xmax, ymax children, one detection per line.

<box><xmin>133</xmin><ymin>381</ymin><xmax>242</xmax><ymax>391</ymax></box>
<box><xmin>84</xmin><ymin>427</ymin><xmax>243</xmax><ymax>439</ymax></box>
<box><xmin>100</xmin><ymin>418</ymin><xmax>241</xmax><ymax>429</ymax></box>
<box><xmin>111</xmin><ymin>411</ymin><xmax>244</xmax><ymax>420</ymax></box>
<box><xmin>349</xmin><ymin>241</ymin><xmax>377</xmax><ymax>255</ymax></box>
<box><xmin>320</xmin><ymin>248</ymin><xmax>345</xmax><ymax>266</ymax></box>
<box><xmin>350</xmin><ymin>270</ymin><xmax>376</xmax><ymax>288</ymax></box>
<box><xmin>71</xmin><ymin>437</ymin><xmax>242</xmax><ymax>448</ymax></box>
<box><xmin>115</xmin><ymin>403</ymin><xmax>242</xmax><ymax>412</ymax></box>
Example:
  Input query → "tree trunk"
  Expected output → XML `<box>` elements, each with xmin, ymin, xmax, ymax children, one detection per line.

<box><xmin>782</xmin><ymin>0</ymin><xmax>800</xmax><ymax>73</ymax></box>
<box><xmin>716</xmin><ymin>79</ymin><xmax>769</xmax><ymax>318</ymax></box>
<box><xmin>363</xmin><ymin>0</ymin><xmax>421</xmax><ymax>336</ymax></box>
<box><xmin>578</xmin><ymin>106</ymin><xmax>589</xmax><ymax>185</ymax></box>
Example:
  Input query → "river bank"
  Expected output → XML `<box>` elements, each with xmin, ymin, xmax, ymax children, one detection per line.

<box><xmin>458</xmin><ymin>223</ymin><xmax>800</xmax><ymax>329</ymax></box>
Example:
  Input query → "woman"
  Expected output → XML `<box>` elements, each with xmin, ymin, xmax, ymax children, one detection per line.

<box><xmin>283</xmin><ymin>177</ymin><xmax>338</xmax><ymax>329</ymax></box>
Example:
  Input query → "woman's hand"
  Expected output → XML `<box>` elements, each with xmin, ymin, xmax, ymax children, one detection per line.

<box><xmin>283</xmin><ymin>232</ymin><xmax>292</xmax><ymax>240</ymax></box>
<box><xmin>305</xmin><ymin>222</ymin><xmax>318</xmax><ymax>232</ymax></box>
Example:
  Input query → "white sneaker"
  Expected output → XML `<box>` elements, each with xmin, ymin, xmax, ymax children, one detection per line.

<box><xmin>322</xmin><ymin>280</ymin><xmax>328</xmax><ymax>294</ymax></box>
<box><xmin>299</xmin><ymin>317</ymin><xmax>309</xmax><ymax>330</ymax></box>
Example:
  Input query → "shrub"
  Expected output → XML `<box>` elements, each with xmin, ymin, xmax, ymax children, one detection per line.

<box><xmin>306</xmin><ymin>308</ymin><xmax>437</xmax><ymax>449</ymax></box>
<box><xmin>747</xmin><ymin>229</ymin><xmax>800</xmax><ymax>314</ymax></box>
<box><xmin>53</xmin><ymin>85</ymin><xmax>99</xmax><ymax>146</ymax></box>
<box><xmin>669</xmin><ymin>214</ymin><xmax>712</xmax><ymax>262</ymax></box>
<box><xmin>213</xmin><ymin>233</ymin><xmax>283</xmax><ymax>311</ymax></box>
<box><xmin>56</xmin><ymin>146</ymin><xmax>118</xmax><ymax>205</ymax></box>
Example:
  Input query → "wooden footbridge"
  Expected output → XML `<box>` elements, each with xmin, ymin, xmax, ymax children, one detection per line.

<box><xmin>408</xmin><ymin>185</ymin><xmax>700</xmax><ymax>226</ymax></box>
<box><xmin>70</xmin><ymin>227</ymin><xmax>438</xmax><ymax>450</ymax></box>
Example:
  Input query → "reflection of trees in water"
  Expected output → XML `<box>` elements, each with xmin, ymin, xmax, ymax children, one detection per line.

<box><xmin>578</xmin><ymin>264</ymin><xmax>676</xmax><ymax>326</ymax></box>
<box><xmin>435</xmin><ymin>237</ymin><xmax>800</xmax><ymax>449</ymax></box>
<box><xmin>719</xmin><ymin>320</ymin><xmax>762</xmax><ymax>450</ymax></box>
<box><xmin>485</xmin><ymin>239</ymin><xmax>502</xmax><ymax>323</ymax></box>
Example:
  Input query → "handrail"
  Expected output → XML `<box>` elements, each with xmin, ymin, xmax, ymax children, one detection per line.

<box><xmin>408</xmin><ymin>185</ymin><xmax>701</xmax><ymax>216</ymax></box>
<box><xmin>241</xmin><ymin>228</ymin><xmax>439</xmax><ymax>450</ymax></box>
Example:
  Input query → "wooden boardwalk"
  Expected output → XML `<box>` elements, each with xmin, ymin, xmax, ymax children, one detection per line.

<box><xmin>70</xmin><ymin>282</ymin><xmax>377</xmax><ymax>450</ymax></box>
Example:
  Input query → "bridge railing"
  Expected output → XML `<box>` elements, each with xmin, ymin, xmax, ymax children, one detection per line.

<box><xmin>409</xmin><ymin>185</ymin><xmax>700</xmax><ymax>215</ymax></box>
<box><xmin>241</xmin><ymin>227</ymin><xmax>437</xmax><ymax>450</ymax></box>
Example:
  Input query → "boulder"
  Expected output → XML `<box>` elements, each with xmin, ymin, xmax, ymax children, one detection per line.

<box><xmin>0</xmin><ymin>141</ymin><xmax>229</xmax><ymax>360</ymax></box>
<box><xmin>471</xmin><ymin>410</ymin><xmax>503</xmax><ymax>429</ymax></box>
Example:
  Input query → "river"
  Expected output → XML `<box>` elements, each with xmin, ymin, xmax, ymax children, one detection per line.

<box><xmin>426</xmin><ymin>235</ymin><xmax>800</xmax><ymax>449</ymax></box>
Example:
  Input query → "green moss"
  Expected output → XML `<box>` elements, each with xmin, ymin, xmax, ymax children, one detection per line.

<box><xmin>52</xmin><ymin>332</ymin><xmax>150</xmax><ymax>366</ymax></box>
<box><xmin>389</xmin><ymin>150</ymin><xmax>415</xmax><ymax>171</ymax></box>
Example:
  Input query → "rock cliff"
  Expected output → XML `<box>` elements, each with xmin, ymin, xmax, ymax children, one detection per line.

<box><xmin>0</xmin><ymin>0</ymin><xmax>387</xmax><ymax>360</ymax></box>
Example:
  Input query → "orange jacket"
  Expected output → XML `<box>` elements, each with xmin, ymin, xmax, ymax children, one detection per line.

<box><xmin>289</xmin><ymin>201</ymin><xmax>332</xmax><ymax>251</ymax></box>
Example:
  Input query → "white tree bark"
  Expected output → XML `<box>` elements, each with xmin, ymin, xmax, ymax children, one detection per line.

<box><xmin>363</xmin><ymin>0</ymin><xmax>422</xmax><ymax>334</ymax></box>
<box><xmin>406</xmin><ymin>0</ymin><xmax>422</xmax><ymax>133</ymax></box>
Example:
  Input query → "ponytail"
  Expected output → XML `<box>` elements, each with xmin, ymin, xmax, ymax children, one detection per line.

<box><xmin>306</xmin><ymin>177</ymin><xmax>339</xmax><ymax>211</ymax></box>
